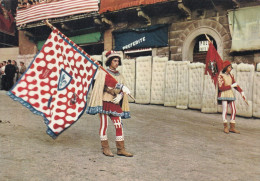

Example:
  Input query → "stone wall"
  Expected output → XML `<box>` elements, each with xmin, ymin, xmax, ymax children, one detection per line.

<box><xmin>18</xmin><ymin>31</ymin><xmax>38</xmax><ymax>55</ymax></box>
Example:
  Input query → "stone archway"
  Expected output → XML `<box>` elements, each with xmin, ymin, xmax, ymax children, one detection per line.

<box><xmin>181</xmin><ymin>20</ymin><xmax>229</xmax><ymax>62</ymax></box>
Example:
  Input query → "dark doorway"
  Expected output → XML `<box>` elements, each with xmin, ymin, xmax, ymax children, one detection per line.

<box><xmin>193</xmin><ymin>34</ymin><xmax>217</xmax><ymax>63</ymax></box>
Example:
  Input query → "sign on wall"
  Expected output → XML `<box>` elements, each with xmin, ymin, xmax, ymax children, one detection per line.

<box><xmin>113</xmin><ymin>24</ymin><xmax>168</xmax><ymax>51</ymax></box>
<box><xmin>199</xmin><ymin>40</ymin><xmax>209</xmax><ymax>52</ymax></box>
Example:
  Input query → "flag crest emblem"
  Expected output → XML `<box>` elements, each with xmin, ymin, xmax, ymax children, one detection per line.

<box><xmin>58</xmin><ymin>69</ymin><xmax>72</xmax><ymax>91</ymax></box>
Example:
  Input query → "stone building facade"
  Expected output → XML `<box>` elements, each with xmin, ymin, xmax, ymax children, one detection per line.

<box><xmin>100</xmin><ymin>0</ymin><xmax>260</xmax><ymax>65</ymax></box>
<box><xmin>18</xmin><ymin>0</ymin><xmax>260</xmax><ymax>66</ymax></box>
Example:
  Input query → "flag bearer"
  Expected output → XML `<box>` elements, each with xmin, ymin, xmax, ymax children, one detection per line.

<box><xmin>87</xmin><ymin>50</ymin><xmax>133</xmax><ymax>157</ymax></box>
<box><xmin>217</xmin><ymin>60</ymin><xmax>246</xmax><ymax>134</ymax></box>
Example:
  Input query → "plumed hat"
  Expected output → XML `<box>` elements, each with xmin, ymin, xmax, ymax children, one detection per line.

<box><xmin>105</xmin><ymin>50</ymin><xmax>121</xmax><ymax>60</ymax></box>
<box><xmin>105</xmin><ymin>50</ymin><xmax>122</xmax><ymax>66</ymax></box>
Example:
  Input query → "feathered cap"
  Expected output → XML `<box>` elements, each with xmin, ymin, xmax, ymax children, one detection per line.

<box><xmin>105</xmin><ymin>50</ymin><xmax>121</xmax><ymax>60</ymax></box>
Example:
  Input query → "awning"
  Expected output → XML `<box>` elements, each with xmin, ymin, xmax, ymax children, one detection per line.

<box><xmin>99</xmin><ymin>0</ymin><xmax>169</xmax><ymax>13</ymax></box>
<box><xmin>37</xmin><ymin>32</ymin><xmax>102</xmax><ymax>50</ymax></box>
<box><xmin>113</xmin><ymin>24</ymin><xmax>168</xmax><ymax>51</ymax></box>
<box><xmin>16</xmin><ymin>0</ymin><xmax>98</xmax><ymax>26</ymax></box>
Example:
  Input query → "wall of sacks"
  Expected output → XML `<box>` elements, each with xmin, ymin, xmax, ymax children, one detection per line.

<box><xmin>91</xmin><ymin>54</ymin><xmax>260</xmax><ymax>118</ymax></box>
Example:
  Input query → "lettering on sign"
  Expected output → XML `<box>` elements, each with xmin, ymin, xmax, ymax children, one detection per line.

<box><xmin>122</xmin><ymin>37</ymin><xmax>146</xmax><ymax>50</ymax></box>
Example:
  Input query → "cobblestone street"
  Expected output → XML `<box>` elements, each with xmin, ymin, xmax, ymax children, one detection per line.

<box><xmin>1</xmin><ymin>91</ymin><xmax>260</xmax><ymax>181</ymax></box>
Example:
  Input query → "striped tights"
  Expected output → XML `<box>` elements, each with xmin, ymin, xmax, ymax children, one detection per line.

<box><xmin>222</xmin><ymin>101</ymin><xmax>236</xmax><ymax>123</ymax></box>
<box><xmin>99</xmin><ymin>113</ymin><xmax>124</xmax><ymax>141</ymax></box>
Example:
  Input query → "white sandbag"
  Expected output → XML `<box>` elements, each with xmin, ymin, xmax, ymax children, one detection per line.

<box><xmin>135</xmin><ymin>56</ymin><xmax>152</xmax><ymax>104</ymax></box>
<box><xmin>176</xmin><ymin>61</ymin><xmax>190</xmax><ymax>109</ymax></box>
<box><xmin>150</xmin><ymin>56</ymin><xmax>168</xmax><ymax>104</ymax></box>
<box><xmin>122</xmin><ymin>59</ymin><xmax>136</xmax><ymax>103</ymax></box>
<box><xmin>201</xmin><ymin>74</ymin><xmax>218</xmax><ymax>113</ymax></box>
<box><xmin>217</xmin><ymin>63</ymin><xmax>237</xmax><ymax>114</ymax></box>
<box><xmin>253</xmin><ymin>63</ymin><xmax>260</xmax><ymax>117</ymax></box>
<box><xmin>188</xmin><ymin>63</ymin><xmax>205</xmax><ymax>109</ymax></box>
<box><xmin>257</xmin><ymin>63</ymin><xmax>260</xmax><ymax>71</ymax></box>
<box><xmin>236</xmin><ymin>63</ymin><xmax>254</xmax><ymax>117</ymax></box>
<box><xmin>164</xmin><ymin>61</ymin><xmax>178</xmax><ymax>107</ymax></box>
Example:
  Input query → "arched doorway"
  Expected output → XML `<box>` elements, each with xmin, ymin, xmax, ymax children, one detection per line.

<box><xmin>182</xmin><ymin>26</ymin><xmax>224</xmax><ymax>62</ymax></box>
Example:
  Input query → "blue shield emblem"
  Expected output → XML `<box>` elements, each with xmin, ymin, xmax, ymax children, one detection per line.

<box><xmin>58</xmin><ymin>69</ymin><xmax>72</xmax><ymax>91</ymax></box>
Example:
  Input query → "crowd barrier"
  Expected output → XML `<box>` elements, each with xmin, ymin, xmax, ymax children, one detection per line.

<box><xmin>18</xmin><ymin>54</ymin><xmax>260</xmax><ymax>118</ymax></box>
<box><xmin>119</xmin><ymin>56</ymin><xmax>260</xmax><ymax>118</ymax></box>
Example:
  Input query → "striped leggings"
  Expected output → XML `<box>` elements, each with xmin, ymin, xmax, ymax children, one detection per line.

<box><xmin>99</xmin><ymin>113</ymin><xmax>124</xmax><ymax>141</ymax></box>
<box><xmin>222</xmin><ymin>101</ymin><xmax>236</xmax><ymax>123</ymax></box>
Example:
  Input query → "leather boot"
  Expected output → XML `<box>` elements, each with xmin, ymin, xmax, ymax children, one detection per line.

<box><xmin>229</xmin><ymin>123</ymin><xmax>240</xmax><ymax>134</ymax></box>
<box><xmin>116</xmin><ymin>141</ymin><xmax>133</xmax><ymax>157</ymax></box>
<box><xmin>101</xmin><ymin>140</ymin><xmax>114</xmax><ymax>157</ymax></box>
<box><xmin>223</xmin><ymin>123</ymin><xmax>229</xmax><ymax>134</ymax></box>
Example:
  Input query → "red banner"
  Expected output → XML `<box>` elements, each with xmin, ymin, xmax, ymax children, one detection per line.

<box><xmin>99</xmin><ymin>0</ymin><xmax>169</xmax><ymax>13</ymax></box>
<box><xmin>205</xmin><ymin>42</ymin><xmax>223</xmax><ymax>87</ymax></box>
<box><xmin>0</xmin><ymin>5</ymin><xmax>15</xmax><ymax>35</ymax></box>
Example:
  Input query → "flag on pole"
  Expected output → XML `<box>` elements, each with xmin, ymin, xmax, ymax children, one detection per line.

<box><xmin>205</xmin><ymin>42</ymin><xmax>223</xmax><ymax>87</ymax></box>
<box><xmin>7</xmin><ymin>29</ymin><xmax>98</xmax><ymax>139</ymax></box>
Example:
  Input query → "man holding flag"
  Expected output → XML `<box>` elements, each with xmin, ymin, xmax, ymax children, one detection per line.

<box><xmin>8</xmin><ymin>19</ymin><xmax>134</xmax><ymax>157</ymax></box>
<box><xmin>217</xmin><ymin>61</ymin><xmax>246</xmax><ymax>134</ymax></box>
<box><xmin>86</xmin><ymin>50</ymin><xmax>133</xmax><ymax>157</ymax></box>
<box><xmin>205</xmin><ymin>36</ymin><xmax>247</xmax><ymax>134</ymax></box>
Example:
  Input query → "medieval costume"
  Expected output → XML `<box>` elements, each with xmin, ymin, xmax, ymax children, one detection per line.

<box><xmin>217</xmin><ymin>60</ymin><xmax>245</xmax><ymax>134</ymax></box>
<box><xmin>86</xmin><ymin>50</ymin><xmax>133</xmax><ymax>157</ymax></box>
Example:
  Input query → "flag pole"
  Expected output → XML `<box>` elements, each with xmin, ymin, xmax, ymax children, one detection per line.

<box><xmin>243</xmin><ymin>97</ymin><xmax>249</xmax><ymax>105</ymax></box>
<box><xmin>205</xmin><ymin>34</ymin><xmax>212</xmax><ymax>43</ymax></box>
<box><xmin>44</xmin><ymin>20</ymin><xmax>136</xmax><ymax>101</ymax></box>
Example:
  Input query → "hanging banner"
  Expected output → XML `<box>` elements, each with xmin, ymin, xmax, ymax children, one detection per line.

<box><xmin>228</xmin><ymin>6</ymin><xmax>260</xmax><ymax>52</ymax></box>
<box><xmin>0</xmin><ymin>4</ymin><xmax>15</xmax><ymax>35</ymax></box>
<box><xmin>113</xmin><ymin>24</ymin><xmax>168</xmax><ymax>51</ymax></box>
<box><xmin>16</xmin><ymin>0</ymin><xmax>98</xmax><ymax>26</ymax></box>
